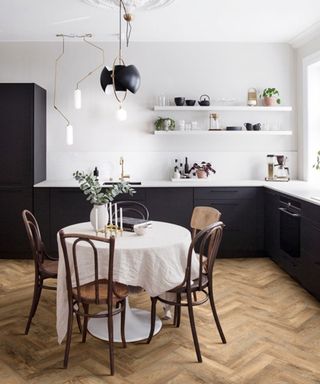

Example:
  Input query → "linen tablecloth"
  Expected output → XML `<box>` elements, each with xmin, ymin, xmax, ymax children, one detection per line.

<box><xmin>56</xmin><ymin>221</ymin><xmax>198</xmax><ymax>343</ymax></box>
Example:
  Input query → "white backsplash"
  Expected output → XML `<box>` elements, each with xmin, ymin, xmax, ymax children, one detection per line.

<box><xmin>48</xmin><ymin>151</ymin><xmax>297</xmax><ymax>181</ymax></box>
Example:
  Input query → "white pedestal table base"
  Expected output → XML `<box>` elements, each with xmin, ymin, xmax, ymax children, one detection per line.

<box><xmin>87</xmin><ymin>298</ymin><xmax>162</xmax><ymax>342</ymax></box>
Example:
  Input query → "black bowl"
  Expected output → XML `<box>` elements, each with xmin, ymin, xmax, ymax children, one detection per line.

<box><xmin>186</xmin><ymin>99</ymin><xmax>196</xmax><ymax>106</ymax></box>
<box><xmin>174</xmin><ymin>97</ymin><xmax>185</xmax><ymax>106</ymax></box>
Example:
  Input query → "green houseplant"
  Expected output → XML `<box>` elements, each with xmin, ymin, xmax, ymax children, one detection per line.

<box><xmin>154</xmin><ymin>117</ymin><xmax>175</xmax><ymax>131</ymax></box>
<box><xmin>262</xmin><ymin>88</ymin><xmax>281</xmax><ymax>106</ymax></box>
<box><xmin>73</xmin><ymin>170</ymin><xmax>135</xmax><ymax>230</ymax></box>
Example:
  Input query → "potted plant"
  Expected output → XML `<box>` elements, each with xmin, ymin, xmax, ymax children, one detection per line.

<box><xmin>261</xmin><ymin>88</ymin><xmax>281</xmax><ymax>106</ymax></box>
<box><xmin>73</xmin><ymin>170</ymin><xmax>135</xmax><ymax>230</ymax></box>
<box><xmin>189</xmin><ymin>162</ymin><xmax>216</xmax><ymax>179</ymax></box>
<box><xmin>154</xmin><ymin>117</ymin><xmax>175</xmax><ymax>131</ymax></box>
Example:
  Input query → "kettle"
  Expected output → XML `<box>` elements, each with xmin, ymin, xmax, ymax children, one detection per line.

<box><xmin>198</xmin><ymin>94</ymin><xmax>211</xmax><ymax>106</ymax></box>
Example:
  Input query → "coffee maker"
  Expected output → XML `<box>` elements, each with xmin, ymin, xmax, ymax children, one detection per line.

<box><xmin>265</xmin><ymin>154</ymin><xmax>290</xmax><ymax>181</ymax></box>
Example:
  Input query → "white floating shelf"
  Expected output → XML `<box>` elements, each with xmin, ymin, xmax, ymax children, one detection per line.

<box><xmin>154</xmin><ymin>130</ymin><xmax>292</xmax><ymax>136</ymax></box>
<box><xmin>154</xmin><ymin>105</ymin><xmax>292</xmax><ymax>112</ymax></box>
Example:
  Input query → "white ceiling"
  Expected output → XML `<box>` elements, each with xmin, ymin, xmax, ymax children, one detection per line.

<box><xmin>1</xmin><ymin>0</ymin><xmax>320</xmax><ymax>43</ymax></box>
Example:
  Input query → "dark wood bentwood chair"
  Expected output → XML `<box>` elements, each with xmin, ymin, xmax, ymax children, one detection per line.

<box><xmin>190</xmin><ymin>206</ymin><xmax>221</xmax><ymax>239</ymax></box>
<box><xmin>22</xmin><ymin>209</ymin><xmax>58</xmax><ymax>335</ymax></box>
<box><xmin>59</xmin><ymin>231</ymin><xmax>128</xmax><ymax>375</ymax></box>
<box><xmin>147</xmin><ymin>221</ymin><xmax>227</xmax><ymax>363</ymax></box>
<box><xmin>114</xmin><ymin>201</ymin><xmax>150</xmax><ymax>220</ymax></box>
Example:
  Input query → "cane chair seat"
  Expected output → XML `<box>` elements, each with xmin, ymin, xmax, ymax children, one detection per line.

<box><xmin>72</xmin><ymin>280</ymin><xmax>128</xmax><ymax>304</ymax></box>
<box><xmin>40</xmin><ymin>259</ymin><xmax>58</xmax><ymax>276</ymax></box>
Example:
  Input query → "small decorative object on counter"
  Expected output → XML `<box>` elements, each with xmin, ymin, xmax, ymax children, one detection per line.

<box><xmin>247</xmin><ymin>88</ymin><xmax>257</xmax><ymax>106</ymax></box>
<box><xmin>173</xmin><ymin>166</ymin><xmax>181</xmax><ymax>179</ymax></box>
<box><xmin>209</xmin><ymin>113</ymin><xmax>221</xmax><ymax>130</ymax></box>
<box><xmin>198</xmin><ymin>94</ymin><xmax>211</xmax><ymax>106</ymax></box>
<box><xmin>184</xmin><ymin>157</ymin><xmax>189</xmax><ymax>175</ymax></box>
<box><xmin>188</xmin><ymin>161</ymin><xmax>216</xmax><ymax>179</ymax></box>
<box><xmin>261</xmin><ymin>88</ymin><xmax>281</xmax><ymax>106</ymax></box>
<box><xmin>154</xmin><ymin>117</ymin><xmax>176</xmax><ymax>131</ymax></box>
<box><xmin>73</xmin><ymin>170</ymin><xmax>135</xmax><ymax>231</ymax></box>
<box><xmin>93</xmin><ymin>166</ymin><xmax>99</xmax><ymax>178</ymax></box>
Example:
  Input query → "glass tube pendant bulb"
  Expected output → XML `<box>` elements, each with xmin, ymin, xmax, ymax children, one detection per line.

<box><xmin>117</xmin><ymin>104</ymin><xmax>127</xmax><ymax>121</ymax></box>
<box><xmin>66</xmin><ymin>124</ymin><xmax>73</xmax><ymax>145</ymax></box>
<box><xmin>74</xmin><ymin>88</ymin><xmax>82</xmax><ymax>109</ymax></box>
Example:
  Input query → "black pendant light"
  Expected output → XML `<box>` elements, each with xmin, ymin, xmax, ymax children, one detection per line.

<box><xmin>100</xmin><ymin>0</ymin><xmax>141</xmax><ymax>120</ymax></box>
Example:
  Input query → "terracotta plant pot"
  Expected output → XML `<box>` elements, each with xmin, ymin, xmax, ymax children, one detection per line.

<box><xmin>196</xmin><ymin>169</ymin><xmax>207</xmax><ymax>179</ymax></box>
<box><xmin>263</xmin><ymin>96</ymin><xmax>278</xmax><ymax>106</ymax></box>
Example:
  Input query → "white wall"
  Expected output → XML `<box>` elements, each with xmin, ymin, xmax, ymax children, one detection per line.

<box><xmin>0</xmin><ymin>42</ymin><xmax>297</xmax><ymax>181</ymax></box>
<box><xmin>296</xmin><ymin>35</ymin><xmax>320</xmax><ymax>180</ymax></box>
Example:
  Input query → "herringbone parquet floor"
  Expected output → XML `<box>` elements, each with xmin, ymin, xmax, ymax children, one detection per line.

<box><xmin>1</xmin><ymin>258</ymin><xmax>320</xmax><ymax>384</ymax></box>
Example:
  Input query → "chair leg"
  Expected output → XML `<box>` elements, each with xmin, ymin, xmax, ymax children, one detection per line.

<box><xmin>175</xmin><ymin>293</ymin><xmax>181</xmax><ymax>328</ymax></box>
<box><xmin>208</xmin><ymin>284</ymin><xmax>226</xmax><ymax>344</ymax></box>
<box><xmin>147</xmin><ymin>297</ymin><xmax>157</xmax><ymax>344</ymax></box>
<box><xmin>73</xmin><ymin>301</ymin><xmax>82</xmax><ymax>334</ymax></box>
<box><xmin>107</xmin><ymin>310</ymin><xmax>115</xmax><ymax>376</ymax></box>
<box><xmin>82</xmin><ymin>304</ymin><xmax>89</xmax><ymax>343</ymax></box>
<box><xmin>63</xmin><ymin>301</ymin><xmax>74</xmax><ymax>368</ymax></box>
<box><xmin>120</xmin><ymin>300</ymin><xmax>127</xmax><ymax>348</ymax></box>
<box><xmin>25</xmin><ymin>276</ymin><xmax>43</xmax><ymax>335</ymax></box>
<box><xmin>186</xmin><ymin>292</ymin><xmax>202</xmax><ymax>363</ymax></box>
<box><xmin>193</xmin><ymin>292</ymin><xmax>197</xmax><ymax>302</ymax></box>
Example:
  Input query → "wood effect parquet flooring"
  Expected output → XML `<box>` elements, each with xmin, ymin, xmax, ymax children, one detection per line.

<box><xmin>1</xmin><ymin>258</ymin><xmax>320</xmax><ymax>384</ymax></box>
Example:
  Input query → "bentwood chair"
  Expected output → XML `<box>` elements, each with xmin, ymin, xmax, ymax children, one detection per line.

<box><xmin>114</xmin><ymin>201</ymin><xmax>149</xmax><ymax>220</ymax></box>
<box><xmin>190</xmin><ymin>206</ymin><xmax>221</xmax><ymax>240</ymax></box>
<box><xmin>147</xmin><ymin>222</ymin><xmax>227</xmax><ymax>363</ymax></box>
<box><xmin>59</xmin><ymin>231</ymin><xmax>128</xmax><ymax>375</ymax></box>
<box><xmin>22</xmin><ymin>210</ymin><xmax>59</xmax><ymax>335</ymax></box>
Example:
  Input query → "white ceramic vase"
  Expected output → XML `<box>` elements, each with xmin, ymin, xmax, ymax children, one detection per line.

<box><xmin>90</xmin><ymin>204</ymin><xmax>109</xmax><ymax>231</ymax></box>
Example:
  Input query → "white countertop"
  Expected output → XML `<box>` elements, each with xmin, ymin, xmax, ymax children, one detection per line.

<box><xmin>34</xmin><ymin>179</ymin><xmax>320</xmax><ymax>206</ymax></box>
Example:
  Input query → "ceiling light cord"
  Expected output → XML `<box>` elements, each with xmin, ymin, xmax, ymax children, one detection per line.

<box><xmin>54</xmin><ymin>35</ymin><xmax>70</xmax><ymax>125</ymax></box>
<box><xmin>76</xmin><ymin>37</ymin><xmax>105</xmax><ymax>89</ymax></box>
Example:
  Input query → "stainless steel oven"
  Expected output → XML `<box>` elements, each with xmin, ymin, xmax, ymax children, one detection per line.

<box><xmin>278</xmin><ymin>197</ymin><xmax>301</xmax><ymax>258</ymax></box>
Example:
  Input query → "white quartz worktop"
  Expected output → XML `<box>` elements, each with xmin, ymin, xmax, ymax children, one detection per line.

<box><xmin>34</xmin><ymin>179</ymin><xmax>320</xmax><ymax>206</ymax></box>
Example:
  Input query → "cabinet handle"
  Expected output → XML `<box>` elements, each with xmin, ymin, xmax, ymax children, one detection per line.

<box><xmin>209</xmin><ymin>190</ymin><xmax>238</xmax><ymax>193</ymax></box>
<box><xmin>278</xmin><ymin>207</ymin><xmax>300</xmax><ymax>218</ymax></box>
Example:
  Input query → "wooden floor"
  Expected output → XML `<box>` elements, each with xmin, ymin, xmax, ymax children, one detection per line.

<box><xmin>1</xmin><ymin>258</ymin><xmax>320</xmax><ymax>384</ymax></box>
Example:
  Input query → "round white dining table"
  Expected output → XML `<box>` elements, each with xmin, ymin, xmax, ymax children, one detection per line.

<box><xmin>56</xmin><ymin>221</ymin><xmax>199</xmax><ymax>344</ymax></box>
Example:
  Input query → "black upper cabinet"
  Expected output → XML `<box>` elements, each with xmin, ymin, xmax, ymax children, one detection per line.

<box><xmin>0</xmin><ymin>84</ymin><xmax>46</xmax><ymax>258</ymax></box>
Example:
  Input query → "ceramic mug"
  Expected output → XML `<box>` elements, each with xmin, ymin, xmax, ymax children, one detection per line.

<box><xmin>244</xmin><ymin>123</ymin><xmax>253</xmax><ymax>131</ymax></box>
<box><xmin>253</xmin><ymin>123</ymin><xmax>262</xmax><ymax>131</ymax></box>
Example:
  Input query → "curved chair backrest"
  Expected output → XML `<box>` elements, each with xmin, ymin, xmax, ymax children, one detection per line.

<box><xmin>182</xmin><ymin>221</ymin><xmax>224</xmax><ymax>291</ymax></box>
<box><xmin>22</xmin><ymin>209</ymin><xmax>45</xmax><ymax>267</ymax></box>
<box><xmin>190</xmin><ymin>206</ymin><xmax>221</xmax><ymax>239</ymax></box>
<box><xmin>59</xmin><ymin>231</ymin><xmax>116</xmax><ymax>306</ymax></box>
<box><xmin>114</xmin><ymin>201</ymin><xmax>149</xmax><ymax>220</ymax></box>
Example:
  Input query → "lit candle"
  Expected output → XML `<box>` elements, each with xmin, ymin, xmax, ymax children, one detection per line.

<box><xmin>120</xmin><ymin>207</ymin><xmax>123</xmax><ymax>230</ymax></box>
<box><xmin>109</xmin><ymin>203</ymin><xmax>112</xmax><ymax>225</ymax></box>
<box><xmin>115</xmin><ymin>203</ymin><xmax>118</xmax><ymax>228</ymax></box>
<box><xmin>95</xmin><ymin>207</ymin><xmax>98</xmax><ymax>232</ymax></box>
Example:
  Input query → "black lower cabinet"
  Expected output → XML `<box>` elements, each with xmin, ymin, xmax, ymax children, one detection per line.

<box><xmin>195</xmin><ymin>187</ymin><xmax>264</xmax><ymax>257</ymax></box>
<box><xmin>298</xmin><ymin>205</ymin><xmax>320</xmax><ymax>300</ymax></box>
<box><xmin>0</xmin><ymin>187</ymin><xmax>33</xmax><ymax>258</ymax></box>
<box><xmin>145</xmin><ymin>188</ymin><xmax>193</xmax><ymax>229</ymax></box>
<box><xmin>264</xmin><ymin>189</ymin><xmax>280</xmax><ymax>260</ymax></box>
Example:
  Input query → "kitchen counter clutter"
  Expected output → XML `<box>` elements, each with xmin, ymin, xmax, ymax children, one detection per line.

<box><xmin>34</xmin><ymin>179</ymin><xmax>320</xmax><ymax>207</ymax></box>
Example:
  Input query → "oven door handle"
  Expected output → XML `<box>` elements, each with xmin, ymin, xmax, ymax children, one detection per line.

<box><xmin>278</xmin><ymin>207</ymin><xmax>301</xmax><ymax>218</ymax></box>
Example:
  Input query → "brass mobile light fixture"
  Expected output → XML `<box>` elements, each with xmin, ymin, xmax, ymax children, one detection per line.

<box><xmin>54</xmin><ymin>33</ymin><xmax>104</xmax><ymax>145</ymax></box>
<box><xmin>99</xmin><ymin>0</ymin><xmax>141</xmax><ymax>121</ymax></box>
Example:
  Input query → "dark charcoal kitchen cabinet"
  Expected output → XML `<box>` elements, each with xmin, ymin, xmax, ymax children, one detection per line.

<box><xmin>34</xmin><ymin>187</ymin><xmax>147</xmax><ymax>255</ymax></box>
<box><xmin>264</xmin><ymin>189</ymin><xmax>280</xmax><ymax>260</ymax></box>
<box><xmin>299</xmin><ymin>201</ymin><xmax>320</xmax><ymax>300</ymax></box>
<box><xmin>145</xmin><ymin>188</ymin><xmax>193</xmax><ymax>229</ymax></box>
<box><xmin>194</xmin><ymin>187</ymin><xmax>264</xmax><ymax>257</ymax></box>
<box><xmin>0</xmin><ymin>84</ymin><xmax>46</xmax><ymax>258</ymax></box>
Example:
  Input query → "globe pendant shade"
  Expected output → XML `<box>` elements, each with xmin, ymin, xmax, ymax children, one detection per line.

<box><xmin>100</xmin><ymin>64</ymin><xmax>141</xmax><ymax>94</ymax></box>
<box><xmin>117</xmin><ymin>65</ymin><xmax>141</xmax><ymax>94</ymax></box>
<box><xmin>100</xmin><ymin>66</ymin><xmax>126</xmax><ymax>92</ymax></box>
